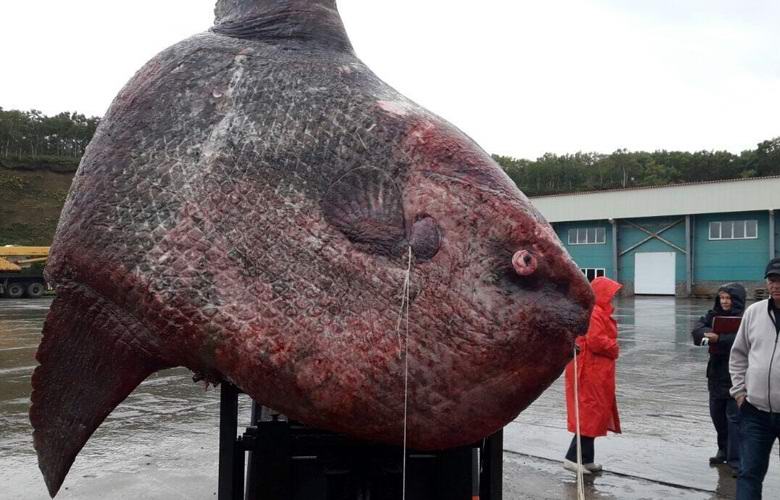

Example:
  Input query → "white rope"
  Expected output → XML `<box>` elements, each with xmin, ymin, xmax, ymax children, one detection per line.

<box><xmin>394</xmin><ymin>246</ymin><xmax>413</xmax><ymax>500</ymax></box>
<box><xmin>573</xmin><ymin>343</ymin><xmax>586</xmax><ymax>500</ymax></box>
<box><xmin>393</xmin><ymin>247</ymin><xmax>413</xmax><ymax>353</ymax></box>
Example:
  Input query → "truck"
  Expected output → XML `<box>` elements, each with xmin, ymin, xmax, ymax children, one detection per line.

<box><xmin>0</xmin><ymin>246</ymin><xmax>50</xmax><ymax>298</ymax></box>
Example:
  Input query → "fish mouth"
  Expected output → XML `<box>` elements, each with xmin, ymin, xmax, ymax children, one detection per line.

<box><xmin>571</xmin><ymin>313</ymin><xmax>591</xmax><ymax>338</ymax></box>
<box><xmin>541</xmin><ymin>289</ymin><xmax>593</xmax><ymax>345</ymax></box>
<box><xmin>558</xmin><ymin>306</ymin><xmax>592</xmax><ymax>343</ymax></box>
<box><xmin>505</xmin><ymin>294</ymin><xmax>590</xmax><ymax>349</ymax></box>
<box><xmin>553</xmin><ymin>261</ymin><xmax>595</xmax><ymax>340</ymax></box>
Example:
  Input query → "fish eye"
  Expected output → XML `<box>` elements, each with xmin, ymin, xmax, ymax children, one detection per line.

<box><xmin>512</xmin><ymin>250</ymin><xmax>537</xmax><ymax>276</ymax></box>
<box><xmin>409</xmin><ymin>215</ymin><xmax>440</xmax><ymax>261</ymax></box>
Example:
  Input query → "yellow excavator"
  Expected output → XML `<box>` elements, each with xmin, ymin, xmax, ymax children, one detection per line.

<box><xmin>0</xmin><ymin>246</ymin><xmax>50</xmax><ymax>298</ymax></box>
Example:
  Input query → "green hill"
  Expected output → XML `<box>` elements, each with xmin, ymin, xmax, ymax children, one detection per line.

<box><xmin>0</xmin><ymin>160</ymin><xmax>76</xmax><ymax>245</ymax></box>
<box><xmin>0</xmin><ymin>107</ymin><xmax>93</xmax><ymax>246</ymax></box>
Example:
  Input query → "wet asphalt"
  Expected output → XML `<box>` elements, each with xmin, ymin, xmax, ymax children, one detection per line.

<box><xmin>1</xmin><ymin>296</ymin><xmax>779</xmax><ymax>499</ymax></box>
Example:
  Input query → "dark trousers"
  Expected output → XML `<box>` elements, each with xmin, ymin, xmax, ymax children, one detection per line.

<box><xmin>736</xmin><ymin>402</ymin><xmax>780</xmax><ymax>500</ymax></box>
<box><xmin>710</xmin><ymin>396</ymin><xmax>741</xmax><ymax>466</ymax></box>
<box><xmin>565</xmin><ymin>435</ymin><xmax>595</xmax><ymax>464</ymax></box>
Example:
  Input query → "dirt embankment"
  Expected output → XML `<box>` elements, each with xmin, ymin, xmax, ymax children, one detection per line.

<box><xmin>0</xmin><ymin>161</ymin><xmax>76</xmax><ymax>245</ymax></box>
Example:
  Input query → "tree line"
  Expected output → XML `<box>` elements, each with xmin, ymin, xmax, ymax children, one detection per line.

<box><xmin>2</xmin><ymin>107</ymin><xmax>777</xmax><ymax>197</ymax></box>
<box><xmin>493</xmin><ymin>137</ymin><xmax>780</xmax><ymax>196</ymax></box>
<box><xmin>0</xmin><ymin>107</ymin><xmax>100</xmax><ymax>164</ymax></box>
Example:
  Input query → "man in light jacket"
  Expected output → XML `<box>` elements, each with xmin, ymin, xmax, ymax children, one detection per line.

<box><xmin>730</xmin><ymin>257</ymin><xmax>780</xmax><ymax>500</ymax></box>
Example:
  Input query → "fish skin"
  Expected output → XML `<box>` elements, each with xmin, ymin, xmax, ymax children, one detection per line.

<box><xmin>31</xmin><ymin>0</ymin><xmax>594</xmax><ymax>496</ymax></box>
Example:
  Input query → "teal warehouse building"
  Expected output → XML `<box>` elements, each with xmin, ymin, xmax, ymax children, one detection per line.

<box><xmin>530</xmin><ymin>176</ymin><xmax>780</xmax><ymax>298</ymax></box>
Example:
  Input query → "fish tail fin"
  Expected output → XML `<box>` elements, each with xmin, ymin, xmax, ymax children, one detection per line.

<box><xmin>30</xmin><ymin>287</ymin><xmax>167</xmax><ymax>497</ymax></box>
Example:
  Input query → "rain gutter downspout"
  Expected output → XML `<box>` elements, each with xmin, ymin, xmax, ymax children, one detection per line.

<box><xmin>685</xmin><ymin>215</ymin><xmax>692</xmax><ymax>297</ymax></box>
<box><xmin>610</xmin><ymin>218</ymin><xmax>618</xmax><ymax>284</ymax></box>
<box><xmin>770</xmin><ymin>209</ymin><xmax>775</xmax><ymax>259</ymax></box>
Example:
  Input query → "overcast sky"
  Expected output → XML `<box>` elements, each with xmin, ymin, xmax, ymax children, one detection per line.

<box><xmin>1</xmin><ymin>0</ymin><xmax>778</xmax><ymax>159</ymax></box>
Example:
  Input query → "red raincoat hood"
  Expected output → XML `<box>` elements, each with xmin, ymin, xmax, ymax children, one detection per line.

<box><xmin>591</xmin><ymin>277</ymin><xmax>622</xmax><ymax>311</ymax></box>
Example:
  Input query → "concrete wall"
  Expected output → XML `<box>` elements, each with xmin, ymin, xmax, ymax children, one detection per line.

<box><xmin>692</xmin><ymin>281</ymin><xmax>767</xmax><ymax>299</ymax></box>
<box><xmin>532</xmin><ymin>176</ymin><xmax>780</xmax><ymax>222</ymax></box>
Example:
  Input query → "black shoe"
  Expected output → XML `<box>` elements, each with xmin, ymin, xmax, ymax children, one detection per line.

<box><xmin>709</xmin><ymin>449</ymin><xmax>727</xmax><ymax>465</ymax></box>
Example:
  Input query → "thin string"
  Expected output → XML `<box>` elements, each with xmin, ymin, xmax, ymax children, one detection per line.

<box><xmin>573</xmin><ymin>343</ymin><xmax>586</xmax><ymax>500</ymax></box>
<box><xmin>394</xmin><ymin>247</ymin><xmax>412</xmax><ymax>353</ymax></box>
<box><xmin>394</xmin><ymin>246</ymin><xmax>413</xmax><ymax>500</ymax></box>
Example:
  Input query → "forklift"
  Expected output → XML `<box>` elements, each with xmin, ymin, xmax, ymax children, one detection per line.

<box><xmin>217</xmin><ymin>384</ymin><xmax>503</xmax><ymax>500</ymax></box>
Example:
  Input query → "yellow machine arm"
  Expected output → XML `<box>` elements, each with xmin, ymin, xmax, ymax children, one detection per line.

<box><xmin>0</xmin><ymin>246</ymin><xmax>50</xmax><ymax>272</ymax></box>
<box><xmin>0</xmin><ymin>257</ymin><xmax>22</xmax><ymax>272</ymax></box>
<box><xmin>0</xmin><ymin>246</ymin><xmax>50</xmax><ymax>257</ymax></box>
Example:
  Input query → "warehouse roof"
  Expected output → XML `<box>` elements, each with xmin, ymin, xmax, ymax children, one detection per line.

<box><xmin>529</xmin><ymin>175</ymin><xmax>780</xmax><ymax>222</ymax></box>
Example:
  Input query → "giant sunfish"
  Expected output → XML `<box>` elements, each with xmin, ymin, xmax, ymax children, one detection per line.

<box><xmin>31</xmin><ymin>0</ymin><xmax>594</xmax><ymax>496</ymax></box>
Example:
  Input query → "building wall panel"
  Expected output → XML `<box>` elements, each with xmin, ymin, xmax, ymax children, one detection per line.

<box><xmin>617</xmin><ymin>217</ymin><xmax>688</xmax><ymax>292</ymax></box>
<box><xmin>538</xmin><ymin>182</ymin><xmax>780</xmax><ymax>298</ymax></box>
<box><xmin>553</xmin><ymin>221</ymin><xmax>613</xmax><ymax>278</ymax></box>
<box><xmin>693</xmin><ymin>211</ymin><xmax>768</xmax><ymax>282</ymax></box>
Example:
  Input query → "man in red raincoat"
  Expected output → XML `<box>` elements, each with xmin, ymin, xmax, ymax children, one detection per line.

<box><xmin>563</xmin><ymin>276</ymin><xmax>622</xmax><ymax>474</ymax></box>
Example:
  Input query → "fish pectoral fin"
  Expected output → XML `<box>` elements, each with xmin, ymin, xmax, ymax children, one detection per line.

<box><xmin>322</xmin><ymin>166</ymin><xmax>408</xmax><ymax>256</ymax></box>
<box><xmin>30</xmin><ymin>287</ymin><xmax>168</xmax><ymax>497</ymax></box>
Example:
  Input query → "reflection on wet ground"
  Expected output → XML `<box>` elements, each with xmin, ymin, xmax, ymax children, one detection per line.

<box><xmin>510</xmin><ymin>296</ymin><xmax>780</xmax><ymax>499</ymax></box>
<box><xmin>1</xmin><ymin>297</ymin><xmax>779</xmax><ymax>498</ymax></box>
<box><xmin>0</xmin><ymin>298</ymin><xmax>228</xmax><ymax>499</ymax></box>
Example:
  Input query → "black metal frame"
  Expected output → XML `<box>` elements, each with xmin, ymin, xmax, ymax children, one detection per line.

<box><xmin>218</xmin><ymin>384</ymin><xmax>503</xmax><ymax>500</ymax></box>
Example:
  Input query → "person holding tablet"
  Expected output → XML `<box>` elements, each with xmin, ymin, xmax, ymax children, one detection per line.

<box><xmin>691</xmin><ymin>282</ymin><xmax>746</xmax><ymax>472</ymax></box>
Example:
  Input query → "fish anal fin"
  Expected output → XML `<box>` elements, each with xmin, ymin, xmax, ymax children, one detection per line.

<box><xmin>30</xmin><ymin>286</ymin><xmax>167</xmax><ymax>497</ymax></box>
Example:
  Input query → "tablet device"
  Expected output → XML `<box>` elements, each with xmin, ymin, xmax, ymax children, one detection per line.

<box><xmin>712</xmin><ymin>316</ymin><xmax>741</xmax><ymax>334</ymax></box>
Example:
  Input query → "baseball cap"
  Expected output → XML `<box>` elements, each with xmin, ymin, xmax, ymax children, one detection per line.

<box><xmin>765</xmin><ymin>258</ymin><xmax>780</xmax><ymax>278</ymax></box>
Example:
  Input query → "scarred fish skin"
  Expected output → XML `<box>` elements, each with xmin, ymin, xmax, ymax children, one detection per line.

<box><xmin>30</xmin><ymin>0</ymin><xmax>594</xmax><ymax>496</ymax></box>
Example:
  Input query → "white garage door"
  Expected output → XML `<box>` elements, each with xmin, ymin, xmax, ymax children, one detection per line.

<box><xmin>634</xmin><ymin>252</ymin><xmax>676</xmax><ymax>295</ymax></box>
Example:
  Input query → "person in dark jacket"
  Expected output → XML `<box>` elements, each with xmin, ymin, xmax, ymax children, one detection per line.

<box><xmin>691</xmin><ymin>282</ymin><xmax>746</xmax><ymax>471</ymax></box>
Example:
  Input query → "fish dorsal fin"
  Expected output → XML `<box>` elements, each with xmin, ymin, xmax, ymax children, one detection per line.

<box><xmin>212</xmin><ymin>0</ymin><xmax>354</xmax><ymax>53</ymax></box>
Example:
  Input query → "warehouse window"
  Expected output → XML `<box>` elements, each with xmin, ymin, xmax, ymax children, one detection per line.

<box><xmin>568</xmin><ymin>227</ymin><xmax>606</xmax><ymax>245</ymax></box>
<box><xmin>709</xmin><ymin>220</ymin><xmax>758</xmax><ymax>240</ymax></box>
<box><xmin>580</xmin><ymin>268</ymin><xmax>606</xmax><ymax>282</ymax></box>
